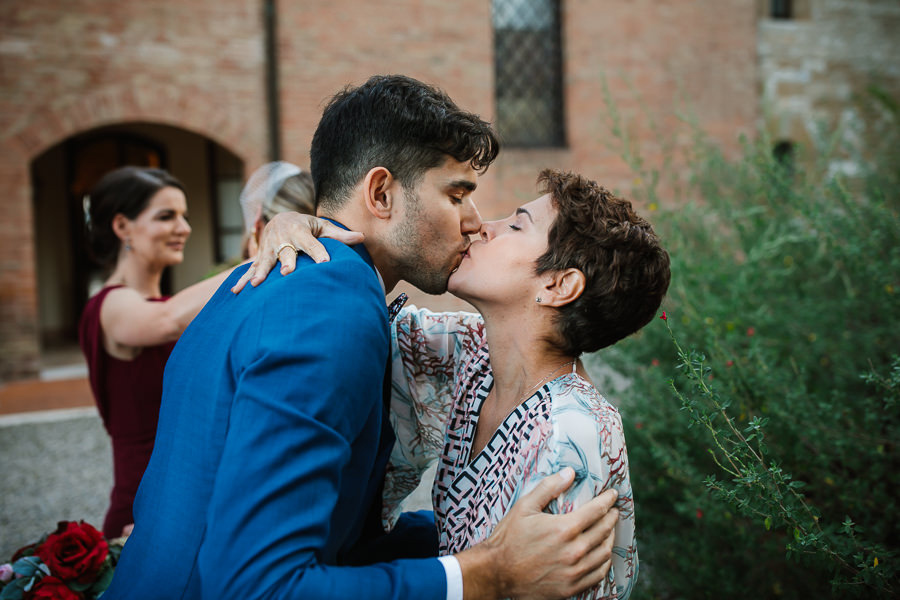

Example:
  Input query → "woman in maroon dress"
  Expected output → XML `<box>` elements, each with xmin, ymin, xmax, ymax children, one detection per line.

<box><xmin>78</xmin><ymin>167</ymin><xmax>244</xmax><ymax>538</ymax></box>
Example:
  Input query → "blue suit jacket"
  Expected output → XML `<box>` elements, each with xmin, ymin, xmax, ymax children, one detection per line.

<box><xmin>104</xmin><ymin>239</ymin><xmax>446</xmax><ymax>600</ymax></box>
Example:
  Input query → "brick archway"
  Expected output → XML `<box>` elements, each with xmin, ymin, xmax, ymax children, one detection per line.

<box><xmin>7</xmin><ymin>83</ymin><xmax>261</xmax><ymax>166</ymax></box>
<box><xmin>0</xmin><ymin>83</ymin><xmax>267</xmax><ymax>381</ymax></box>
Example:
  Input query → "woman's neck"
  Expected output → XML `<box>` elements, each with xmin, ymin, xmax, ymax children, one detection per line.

<box><xmin>106</xmin><ymin>255</ymin><xmax>164</xmax><ymax>298</ymax></box>
<box><xmin>480</xmin><ymin>306</ymin><xmax>574</xmax><ymax>415</ymax></box>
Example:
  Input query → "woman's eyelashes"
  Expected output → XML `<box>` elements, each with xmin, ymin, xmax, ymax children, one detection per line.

<box><xmin>156</xmin><ymin>211</ymin><xmax>189</xmax><ymax>223</ymax></box>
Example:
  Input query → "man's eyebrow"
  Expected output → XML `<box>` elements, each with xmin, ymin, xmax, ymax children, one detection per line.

<box><xmin>447</xmin><ymin>179</ymin><xmax>477</xmax><ymax>193</ymax></box>
<box><xmin>515</xmin><ymin>207</ymin><xmax>534</xmax><ymax>222</ymax></box>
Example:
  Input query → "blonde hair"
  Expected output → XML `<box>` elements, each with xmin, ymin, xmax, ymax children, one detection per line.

<box><xmin>260</xmin><ymin>170</ymin><xmax>315</xmax><ymax>223</ymax></box>
<box><xmin>239</xmin><ymin>162</ymin><xmax>316</xmax><ymax>259</ymax></box>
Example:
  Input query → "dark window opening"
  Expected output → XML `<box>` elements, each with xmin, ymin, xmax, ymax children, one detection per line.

<box><xmin>771</xmin><ymin>0</ymin><xmax>793</xmax><ymax>19</ymax></box>
<box><xmin>773</xmin><ymin>140</ymin><xmax>796</xmax><ymax>177</ymax></box>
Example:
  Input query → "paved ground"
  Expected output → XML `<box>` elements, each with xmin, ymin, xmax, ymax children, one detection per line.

<box><xmin>0</xmin><ymin>408</ymin><xmax>112</xmax><ymax>559</ymax></box>
<box><xmin>0</xmin><ymin>379</ymin><xmax>433</xmax><ymax>560</ymax></box>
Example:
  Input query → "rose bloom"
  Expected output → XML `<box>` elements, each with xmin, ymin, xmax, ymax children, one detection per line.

<box><xmin>0</xmin><ymin>563</ymin><xmax>13</xmax><ymax>583</ymax></box>
<box><xmin>35</xmin><ymin>521</ymin><xmax>108</xmax><ymax>584</ymax></box>
<box><xmin>23</xmin><ymin>576</ymin><xmax>82</xmax><ymax>600</ymax></box>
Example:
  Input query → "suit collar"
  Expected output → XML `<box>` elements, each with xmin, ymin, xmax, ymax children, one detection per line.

<box><xmin>319</xmin><ymin>218</ymin><xmax>385</xmax><ymax>294</ymax></box>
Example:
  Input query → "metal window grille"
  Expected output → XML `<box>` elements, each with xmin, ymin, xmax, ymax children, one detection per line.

<box><xmin>493</xmin><ymin>0</ymin><xmax>565</xmax><ymax>147</ymax></box>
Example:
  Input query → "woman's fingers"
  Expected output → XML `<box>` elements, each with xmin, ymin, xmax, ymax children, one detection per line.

<box><xmin>231</xmin><ymin>270</ymin><xmax>250</xmax><ymax>294</ymax></box>
<box><xmin>277</xmin><ymin>244</ymin><xmax>301</xmax><ymax>274</ymax></box>
<box><xmin>232</xmin><ymin>213</ymin><xmax>365</xmax><ymax>293</ymax></box>
<box><xmin>315</xmin><ymin>220</ymin><xmax>366</xmax><ymax>246</ymax></box>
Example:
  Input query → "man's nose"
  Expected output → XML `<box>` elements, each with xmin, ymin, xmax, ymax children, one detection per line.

<box><xmin>461</xmin><ymin>198</ymin><xmax>482</xmax><ymax>237</ymax></box>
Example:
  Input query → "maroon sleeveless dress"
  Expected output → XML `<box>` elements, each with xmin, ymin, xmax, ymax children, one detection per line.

<box><xmin>78</xmin><ymin>285</ymin><xmax>177</xmax><ymax>538</ymax></box>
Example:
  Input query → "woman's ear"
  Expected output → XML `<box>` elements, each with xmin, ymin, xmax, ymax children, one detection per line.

<box><xmin>111</xmin><ymin>213</ymin><xmax>130</xmax><ymax>242</ymax></box>
<box><xmin>538</xmin><ymin>268</ymin><xmax>586</xmax><ymax>308</ymax></box>
<box><xmin>362</xmin><ymin>167</ymin><xmax>396</xmax><ymax>220</ymax></box>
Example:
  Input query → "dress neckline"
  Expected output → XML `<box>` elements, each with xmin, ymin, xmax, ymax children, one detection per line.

<box><xmin>463</xmin><ymin>371</ymin><xmax>580</xmax><ymax>469</ymax></box>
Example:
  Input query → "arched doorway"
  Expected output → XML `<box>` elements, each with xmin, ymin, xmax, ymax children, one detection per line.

<box><xmin>31</xmin><ymin>123</ymin><xmax>245</xmax><ymax>373</ymax></box>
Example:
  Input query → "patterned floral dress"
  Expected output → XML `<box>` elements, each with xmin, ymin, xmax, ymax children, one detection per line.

<box><xmin>383</xmin><ymin>306</ymin><xmax>637</xmax><ymax>600</ymax></box>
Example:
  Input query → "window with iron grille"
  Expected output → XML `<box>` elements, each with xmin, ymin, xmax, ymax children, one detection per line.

<box><xmin>493</xmin><ymin>0</ymin><xmax>565</xmax><ymax>147</ymax></box>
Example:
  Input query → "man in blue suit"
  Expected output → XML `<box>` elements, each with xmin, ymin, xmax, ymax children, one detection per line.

<box><xmin>105</xmin><ymin>75</ymin><xmax>619</xmax><ymax>599</ymax></box>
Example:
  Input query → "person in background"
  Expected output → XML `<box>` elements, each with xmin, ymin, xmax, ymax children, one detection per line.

<box><xmin>239</xmin><ymin>161</ymin><xmax>316</xmax><ymax>259</ymax></box>
<box><xmin>78</xmin><ymin>165</ymin><xmax>354</xmax><ymax>539</ymax></box>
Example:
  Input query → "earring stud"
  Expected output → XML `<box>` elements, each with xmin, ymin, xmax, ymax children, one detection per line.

<box><xmin>535</xmin><ymin>296</ymin><xmax>542</xmax><ymax>303</ymax></box>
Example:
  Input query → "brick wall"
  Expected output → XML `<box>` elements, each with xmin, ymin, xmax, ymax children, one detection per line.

<box><xmin>276</xmin><ymin>0</ymin><xmax>758</xmax><ymax>219</ymax></box>
<box><xmin>0</xmin><ymin>0</ymin><xmax>759</xmax><ymax>378</ymax></box>
<box><xmin>274</xmin><ymin>0</ymin><xmax>758</xmax><ymax>310</ymax></box>
<box><xmin>0</xmin><ymin>0</ymin><xmax>270</xmax><ymax>379</ymax></box>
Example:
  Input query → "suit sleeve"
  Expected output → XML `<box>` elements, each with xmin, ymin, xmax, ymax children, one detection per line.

<box><xmin>195</xmin><ymin>261</ymin><xmax>446</xmax><ymax>600</ymax></box>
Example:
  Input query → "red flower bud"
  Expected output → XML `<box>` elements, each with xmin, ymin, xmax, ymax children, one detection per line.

<box><xmin>35</xmin><ymin>521</ymin><xmax>108</xmax><ymax>584</ymax></box>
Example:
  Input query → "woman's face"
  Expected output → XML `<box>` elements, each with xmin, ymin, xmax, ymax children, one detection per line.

<box><xmin>121</xmin><ymin>186</ymin><xmax>191</xmax><ymax>267</ymax></box>
<box><xmin>448</xmin><ymin>193</ymin><xmax>556</xmax><ymax>306</ymax></box>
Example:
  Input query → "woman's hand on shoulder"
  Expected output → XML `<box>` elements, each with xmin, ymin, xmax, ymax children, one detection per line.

<box><xmin>231</xmin><ymin>212</ymin><xmax>364</xmax><ymax>293</ymax></box>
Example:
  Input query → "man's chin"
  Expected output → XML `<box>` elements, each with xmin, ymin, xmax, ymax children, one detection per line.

<box><xmin>405</xmin><ymin>275</ymin><xmax>449</xmax><ymax>296</ymax></box>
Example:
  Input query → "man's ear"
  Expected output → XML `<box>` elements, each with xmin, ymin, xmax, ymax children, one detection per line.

<box><xmin>362</xmin><ymin>167</ymin><xmax>396</xmax><ymax>220</ymax></box>
<box><xmin>538</xmin><ymin>268</ymin><xmax>586</xmax><ymax>308</ymax></box>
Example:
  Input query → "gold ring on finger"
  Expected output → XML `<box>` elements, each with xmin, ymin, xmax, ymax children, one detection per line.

<box><xmin>276</xmin><ymin>242</ymin><xmax>299</xmax><ymax>256</ymax></box>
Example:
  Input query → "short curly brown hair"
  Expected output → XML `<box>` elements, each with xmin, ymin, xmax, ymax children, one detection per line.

<box><xmin>535</xmin><ymin>169</ymin><xmax>671</xmax><ymax>355</ymax></box>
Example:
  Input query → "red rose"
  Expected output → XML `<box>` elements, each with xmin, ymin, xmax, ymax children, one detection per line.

<box><xmin>24</xmin><ymin>576</ymin><xmax>83</xmax><ymax>600</ymax></box>
<box><xmin>35</xmin><ymin>521</ymin><xmax>108</xmax><ymax>584</ymax></box>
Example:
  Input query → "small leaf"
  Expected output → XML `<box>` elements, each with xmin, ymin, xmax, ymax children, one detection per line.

<box><xmin>765</xmin><ymin>517</ymin><xmax>772</xmax><ymax>531</ymax></box>
<box><xmin>12</xmin><ymin>556</ymin><xmax>44</xmax><ymax>579</ymax></box>
<box><xmin>0</xmin><ymin>578</ymin><xmax>31</xmax><ymax>600</ymax></box>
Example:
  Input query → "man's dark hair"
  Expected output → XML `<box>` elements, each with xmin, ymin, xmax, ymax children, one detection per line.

<box><xmin>86</xmin><ymin>166</ymin><xmax>186</xmax><ymax>268</ymax></box>
<box><xmin>535</xmin><ymin>169</ymin><xmax>671</xmax><ymax>355</ymax></box>
<box><xmin>310</xmin><ymin>74</ymin><xmax>500</xmax><ymax>210</ymax></box>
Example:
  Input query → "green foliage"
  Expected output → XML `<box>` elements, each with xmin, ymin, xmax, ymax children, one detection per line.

<box><xmin>589</xmin><ymin>88</ymin><xmax>900</xmax><ymax>598</ymax></box>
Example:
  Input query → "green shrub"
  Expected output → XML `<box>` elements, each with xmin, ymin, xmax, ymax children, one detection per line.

<box><xmin>589</xmin><ymin>90</ymin><xmax>900</xmax><ymax>598</ymax></box>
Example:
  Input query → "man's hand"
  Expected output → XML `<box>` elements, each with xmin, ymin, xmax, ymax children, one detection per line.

<box><xmin>231</xmin><ymin>212</ymin><xmax>365</xmax><ymax>293</ymax></box>
<box><xmin>455</xmin><ymin>467</ymin><xmax>619</xmax><ymax>600</ymax></box>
